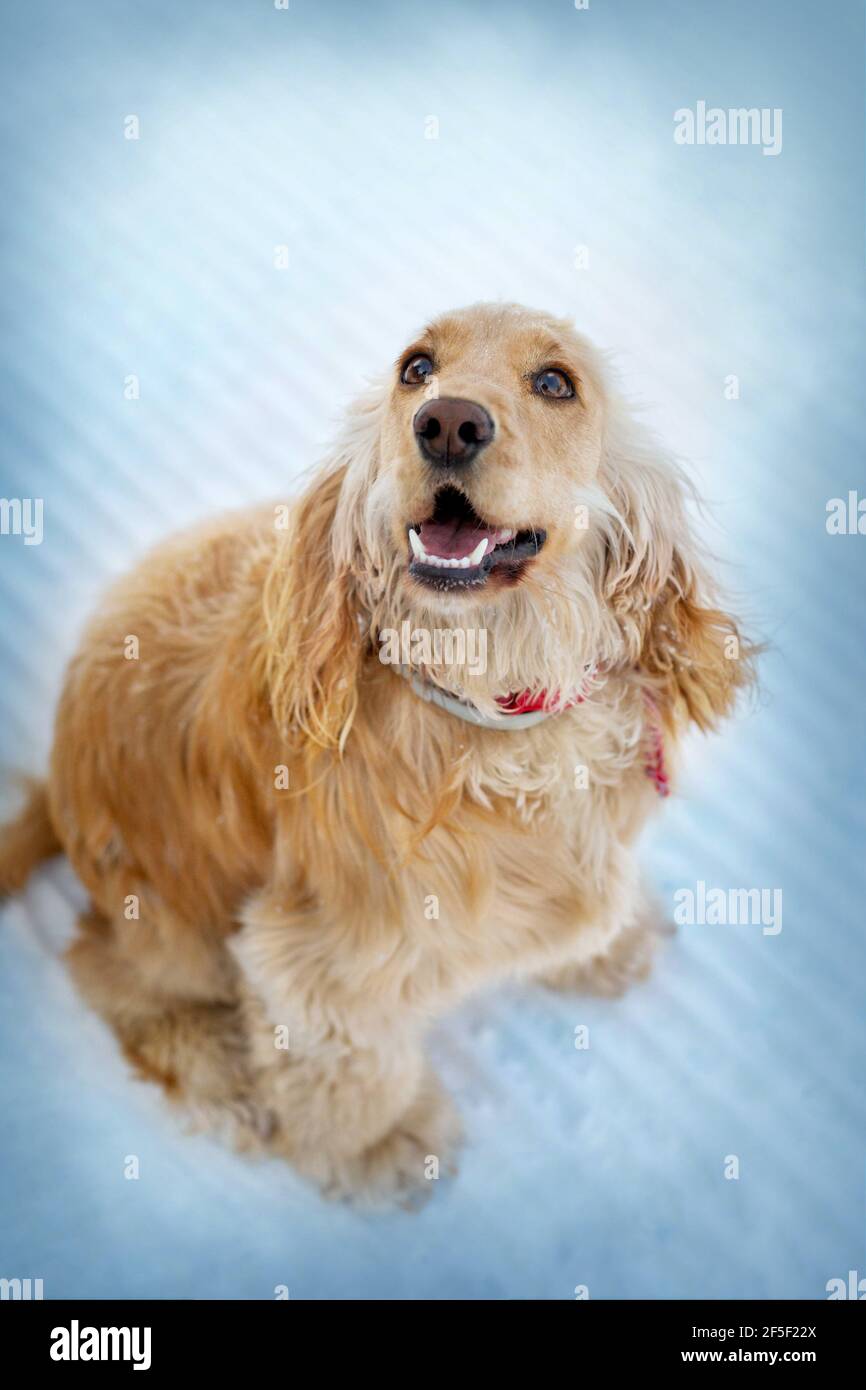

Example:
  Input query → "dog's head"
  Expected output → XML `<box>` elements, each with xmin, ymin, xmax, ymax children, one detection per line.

<box><xmin>266</xmin><ymin>303</ymin><xmax>754</xmax><ymax>747</ymax></box>
<box><xmin>379</xmin><ymin>303</ymin><xmax>606</xmax><ymax>607</ymax></box>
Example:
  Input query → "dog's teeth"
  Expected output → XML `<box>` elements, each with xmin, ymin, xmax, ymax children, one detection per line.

<box><xmin>410</xmin><ymin>533</ymin><xmax>491</xmax><ymax>570</ymax></box>
<box><xmin>496</xmin><ymin>528</ymin><xmax>515</xmax><ymax>545</ymax></box>
<box><xmin>467</xmin><ymin>538</ymin><xmax>489</xmax><ymax>565</ymax></box>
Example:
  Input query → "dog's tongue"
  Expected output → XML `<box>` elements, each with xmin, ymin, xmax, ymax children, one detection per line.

<box><xmin>419</xmin><ymin>519</ymin><xmax>497</xmax><ymax>560</ymax></box>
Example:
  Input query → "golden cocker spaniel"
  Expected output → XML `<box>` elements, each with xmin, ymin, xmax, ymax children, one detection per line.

<box><xmin>0</xmin><ymin>302</ymin><xmax>754</xmax><ymax>1202</ymax></box>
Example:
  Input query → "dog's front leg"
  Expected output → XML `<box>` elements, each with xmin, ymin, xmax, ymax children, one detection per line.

<box><xmin>535</xmin><ymin>868</ymin><xmax>669</xmax><ymax>997</ymax></box>
<box><xmin>231</xmin><ymin>890</ymin><xmax>462</xmax><ymax>1204</ymax></box>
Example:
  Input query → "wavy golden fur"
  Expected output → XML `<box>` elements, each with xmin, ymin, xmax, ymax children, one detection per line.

<box><xmin>0</xmin><ymin>303</ymin><xmax>755</xmax><ymax>1202</ymax></box>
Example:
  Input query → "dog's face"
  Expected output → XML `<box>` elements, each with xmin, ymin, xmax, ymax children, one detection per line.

<box><xmin>276</xmin><ymin>300</ymin><xmax>751</xmax><ymax>744</ymax></box>
<box><xmin>378</xmin><ymin>303</ymin><xmax>607</xmax><ymax>609</ymax></box>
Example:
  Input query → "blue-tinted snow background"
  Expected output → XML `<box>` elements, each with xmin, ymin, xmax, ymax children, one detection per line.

<box><xmin>1</xmin><ymin>0</ymin><xmax>864</xmax><ymax>1299</ymax></box>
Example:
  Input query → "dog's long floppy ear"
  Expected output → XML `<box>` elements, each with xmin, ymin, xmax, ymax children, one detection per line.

<box><xmin>262</xmin><ymin>384</ymin><xmax>387</xmax><ymax>751</ymax></box>
<box><xmin>600</xmin><ymin>410</ymin><xmax>755</xmax><ymax>731</ymax></box>
<box><xmin>263</xmin><ymin>463</ymin><xmax>363</xmax><ymax>751</ymax></box>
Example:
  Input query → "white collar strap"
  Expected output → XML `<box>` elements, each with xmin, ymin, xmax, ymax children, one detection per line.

<box><xmin>392</xmin><ymin>665</ymin><xmax>569</xmax><ymax>731</ymax></box>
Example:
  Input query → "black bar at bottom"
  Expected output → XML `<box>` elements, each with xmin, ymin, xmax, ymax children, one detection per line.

<box><xmin>1</xmin><ymin>1297</ymin><xmax>862</xmax><ymax>1372</ymax></box>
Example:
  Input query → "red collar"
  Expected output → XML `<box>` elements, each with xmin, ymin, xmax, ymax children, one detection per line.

<box><xmin>641</xmin><ymin>692</ymin><xmax>670</xmax><ymax>797</ymax></box>
<box><xmin>395</xmin><ymin>665</ymin><xmax>669</xmax><ymax>798</ymax></box>
<box><xmin>496</xmin><ymin>680</ymin><xmax>669</xmax><ymax>798</ymax></box>
<box><xmin>496</xmin><ymin>664</ymin><xmax>598</xmax><ymax>716</ymax></box>
<box><xmin>496</xmin><ymin>688</ymin><xmax>586</xmax><ymax>716</ymax></box>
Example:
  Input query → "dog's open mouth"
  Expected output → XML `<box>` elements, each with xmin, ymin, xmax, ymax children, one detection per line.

<box><xmin>407</xmin><ymin>486</ymin><xmax>547</xmax><ymax>591</ymax></box>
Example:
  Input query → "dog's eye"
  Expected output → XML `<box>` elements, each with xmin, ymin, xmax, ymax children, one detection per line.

<box><xmin>534</xmin><ymin>368</ymin><xmax>575</xmax><ymax>399</ymax></box>
<box><xmin>401</xmin><ymin>354</ymin><xmax>435</xmax><ymax>385</ymax></box>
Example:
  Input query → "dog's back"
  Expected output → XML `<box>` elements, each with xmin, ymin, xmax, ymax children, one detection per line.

<box><xmin>2</xmin><ymin>506</ymin><xmax>280</xmax><ymax>935</ymax></box>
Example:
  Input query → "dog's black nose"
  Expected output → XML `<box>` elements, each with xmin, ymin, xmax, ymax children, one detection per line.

<box><xmin>413</xmin><ymin>397</ymin><xmax>494</xmax><ymax>467</ymax></box>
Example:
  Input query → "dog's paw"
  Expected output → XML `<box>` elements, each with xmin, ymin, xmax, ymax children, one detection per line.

<box><xmin>185</xmin><ymin>1093</ymin><xmax>278</xmax><ymax>1151</ymax></box>
<box><xmin>295</xmin><ymin>1072</ymin><xmax>463</xmax><ymax>1209</ymax></box>
<box><xmin>540</xmin><ymin>916</ymin><xmax>669</xmax><ymax>998</ymax></box>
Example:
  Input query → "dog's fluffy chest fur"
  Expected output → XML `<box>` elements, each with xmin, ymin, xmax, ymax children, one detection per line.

<box><xmin>287</xmin><ymin>668</ymin><xmax>655</xmax><ymax>999</ymax></box>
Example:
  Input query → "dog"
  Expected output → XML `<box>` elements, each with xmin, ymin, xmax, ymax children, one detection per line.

<box><xmin>0</xmin><ymin>302</ymin><xmax>755</xmax><ymax>1202</ymax></box>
